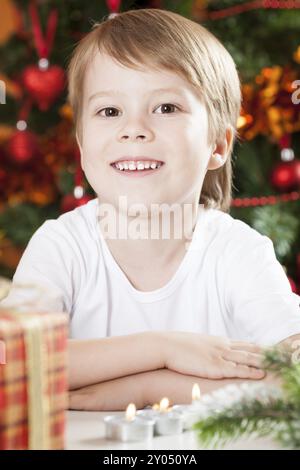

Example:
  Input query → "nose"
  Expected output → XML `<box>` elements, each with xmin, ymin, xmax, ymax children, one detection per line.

<box><xmin>118</xmin><ymin>118</ymin><xmax>154</xmax><ymax>142</ymax></box>
<box><xmin>121</xmin><ymin>134</ymin><xmax>146</xmax><ymax>141</ymax></box>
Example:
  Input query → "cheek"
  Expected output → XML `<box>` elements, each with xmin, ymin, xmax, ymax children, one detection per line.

<box><xmin>81</xmin><ymin>127</ymin><xmax>106</xmax><ymax>167</ymax></box>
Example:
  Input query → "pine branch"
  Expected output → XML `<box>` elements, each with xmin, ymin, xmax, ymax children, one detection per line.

<box><xmin>193</xmin><ymin>347</ymin><xmax>300</xmax><ymax>449</ymax></box>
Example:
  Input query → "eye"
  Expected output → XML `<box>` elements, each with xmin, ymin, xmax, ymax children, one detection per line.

<box><xmin>96</xmin><ymin>107</ymin><xmax>119</xmax><ymax>118</ymax></box>
<box><xmin>96</xmin><ymin>103</ymin><xmax>181</xmax><ymax>118</ymax></box>
<box><xmin>154</xmin><ymin>103</ymin><xmax>181</xmax><ymax>114</ymax></box>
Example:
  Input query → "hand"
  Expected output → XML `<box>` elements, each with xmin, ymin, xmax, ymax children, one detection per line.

<box><xmin>162</xmin><ymin>332</ymin><xmax>266</xmax><ymax>380</ymax></box>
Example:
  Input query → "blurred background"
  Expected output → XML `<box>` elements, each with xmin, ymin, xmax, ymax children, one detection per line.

<box><xmin>0</xmin><ymin>0</ymin><xmax>300</xmax><ymax>292</ymax></box>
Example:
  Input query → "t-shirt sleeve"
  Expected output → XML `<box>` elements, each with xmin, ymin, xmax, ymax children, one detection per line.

<box><xmin>0</xmin><ymin>220</ymin><xmax>75</xmax><ymax>315</ymax></box>
<box><xmin>224</xmin><ymin>227</ymin><xmax>300</xmax><ymax>346</ymax></box>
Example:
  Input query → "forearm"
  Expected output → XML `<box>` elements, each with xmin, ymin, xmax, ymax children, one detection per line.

<box><xmin>68</xmin><ymin>370</ymin><xmax>147</xmax><ymax>411</ymax></box>
<box><xmin>68</xmin><ymin>368</ymin><xmax>282</xmax><ymax>412</ymax></box>
<box><xmin>142</xmin><ymin>368</ymin><xmax>282</xmax><ymax>406</ymax></box>
<box><xmin>67</xmin><ymin>331</ymin><xmax>165</xmax><ymax>390</ymax></box>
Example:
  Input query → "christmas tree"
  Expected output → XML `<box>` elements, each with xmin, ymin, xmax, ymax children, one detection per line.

<box><xmin>0</xmin><ymin>0</ymin><xmax>300</xmax><ymax>288</ymax></box>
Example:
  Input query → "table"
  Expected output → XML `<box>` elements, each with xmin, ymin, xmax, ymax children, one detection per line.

<box><xmin>66</xmin><ymin>410</ymin><xmax>281</xmax><ymax>450</ymax></box>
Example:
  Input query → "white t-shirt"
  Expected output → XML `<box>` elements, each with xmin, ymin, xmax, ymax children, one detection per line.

<box><xmin>1</xmin><ymin>197</ymin><xmax>300</xmax><ymax>346</ymax></box>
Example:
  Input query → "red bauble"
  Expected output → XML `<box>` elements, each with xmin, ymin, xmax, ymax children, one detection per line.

<box><xmin>270</xmin><ymin>159</ymin><xmax>300</xmax><ymax>192</ymax></box>
<box><xmin>106</xmin><ymin>0</ymin><xmax>122</xmax><ymax>12</ymax></box>
<box><xmin>60</xmin><ymin>194</ymin><xmax>93</xmax><ymax>213</ymax></box>
<box><xmin>22</xmin><ymin>64</ymin><xmax>65</xmax><ymax>111</ymax></box>
<box><xmin>6</xmin><ymin>130</ymin><xmax>38</xmax><ymax>164</ymax></box>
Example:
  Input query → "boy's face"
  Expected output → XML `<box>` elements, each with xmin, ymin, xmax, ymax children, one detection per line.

<box><xmin>78</xmin><ymin>51</ymin><xmax>224</xmax><ymax>212</ymax></box>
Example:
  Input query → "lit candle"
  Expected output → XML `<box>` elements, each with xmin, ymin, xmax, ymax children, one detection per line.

<box><xmin>104</xmin><ymin>403</ymin><xmax>155</xmax><ymax>442</ymax></box>
<box><xmin>172</xmin><ymin>383</ymin><xmax>207</xmax><ymax>431</ymax></box>
<box><xmin>136</xmin><ymin>397</ymin><xmax>184</xmax><ymax>436</ymax></box>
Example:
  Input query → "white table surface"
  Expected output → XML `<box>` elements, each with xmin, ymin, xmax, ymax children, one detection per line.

<box><xmin>66</xmin><ymin>410</ymin><xmax>281</xmax><ymax>450</ymax></box>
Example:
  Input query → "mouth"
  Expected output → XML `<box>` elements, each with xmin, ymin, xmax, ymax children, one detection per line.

<box><xmin>110</xmin><ymin>159</ymin><xmax>165</xmax><ymax>178</ymax></box>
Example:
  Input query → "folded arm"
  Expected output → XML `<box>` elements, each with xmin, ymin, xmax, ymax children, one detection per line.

<box><xmin>67</xmin><ymin>331</ymin><xmax>166</xmax><ymax>390</ymax></box>
<box><xmin>68</xmin><ymin>334</ymin><xmax>297</xmax><ymax>411</ymax></box>
<box><xmin>68</xmin><ymin>367</ymin><xmax>282</xmax><ymax>411</ymax></box>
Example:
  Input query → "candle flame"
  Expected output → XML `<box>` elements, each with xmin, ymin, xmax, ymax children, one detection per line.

<box><xmin>125</xmin><ymin>403</ymin><xmax>136</xmax><ymax>421</ymax></box>
<box><xmin>159</xmin><ymin>397</ymin><xmax>170</xmax><ymax>413</ymax></box>
<box><xmin>192</xmin><ymin>383</ymin><xmax>201</xmax><ymax>401</ymax></box>
<box><xmin>152</xmin><ymin>403</ymin><xmax>160</xmax><ymax>411</ymax></box>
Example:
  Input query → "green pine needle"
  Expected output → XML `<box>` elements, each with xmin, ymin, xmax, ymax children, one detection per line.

<box><xmin>193</xmin><ymin>346</ymin><xmax>300</xmax><ymax>449</ymax></box>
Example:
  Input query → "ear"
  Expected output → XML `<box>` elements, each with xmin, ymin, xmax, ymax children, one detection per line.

<box><xmin>207</xmin><ymin>127</ymin><xmax>234</xmax><ymax>171</ymax></box>
<box><xmin>75</xmin><ymin>132</ymin><xmax>85</xmax><ymax>171</ymax></box>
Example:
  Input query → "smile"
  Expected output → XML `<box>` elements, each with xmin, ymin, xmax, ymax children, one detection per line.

<box><xmin>110</xmin><ymin>161</ymin><xmax>164</xmax><ymax>178</ymax></box>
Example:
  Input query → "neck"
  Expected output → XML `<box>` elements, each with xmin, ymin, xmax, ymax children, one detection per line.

<box><xmin>97</xmin><ymin>197</ymin><xmax>202</xmax><ymax>270</ymax></box>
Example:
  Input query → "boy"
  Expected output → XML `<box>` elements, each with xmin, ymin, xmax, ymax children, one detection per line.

<box><xmin>2</xmin><ymin>9</ymin><xmax>300</xmax><ymax>410</ymax></box>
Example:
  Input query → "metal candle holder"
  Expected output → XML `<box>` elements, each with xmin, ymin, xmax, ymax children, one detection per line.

<box><xmin>104</xmin><ymin>403</ymin><xmax>155</xmax><ymax>442</ymax></box>
<box><xmin>136</xmin><ymin>397</ymin><xmax>184</xmax><ymax>436</ymax></box>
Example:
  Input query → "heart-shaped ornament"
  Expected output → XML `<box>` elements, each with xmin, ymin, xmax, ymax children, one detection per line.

<box><xmin>22</xmin><ymin>64</ymin><xmax>65</xmax><ymax>111</ymax></box>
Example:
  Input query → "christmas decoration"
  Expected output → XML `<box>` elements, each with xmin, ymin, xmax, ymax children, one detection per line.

<box><xmin>193</xmin><ymin>346</ymin><xmax>300</xmax><ymax>449</ymax></box>
<box><xmin>207</xmin><ymin>0</ymin><xmax>300</xmax><ymax>21</ymax></box>
<box><xmin>21</xmin><ymin>2</ymin><xmax>65</xmax><ymax>111</ymax></box>
<box><xmin>106</xmin><ymin>0</ymin><xmax>122</xmax><ymax>13</ymax></box>
<box><xmin>271</xmin><ymin>137</ymin><xmax>300</xmax><ymax>192</ymax></box>
<box><xmin>238</xmin><ymin>66</ymin><xmax>300</xmax><ymax>142</ymax></box>
<box><xmin>22</xmin><ymin>62</ymin><xmax>65</xmax><ymax>112</ymax></box>
<box><xmin>232</xmin><ymin>191</ymin><xmax>300</xmax><ymax>208</ymax></box>
<box><xmin>5</xmin><ymin>98</ymin><xmax>38</xmax><ymax>164</ymax></box>
<box><xmin>6</xmin><ymin>127</ymin><xmax>38</xmax><ymax>164</ymax></box>
<box><xmin>271</xmin><ymin>159</ymin><xmax>300</xmax><ymax>192</ymax></box>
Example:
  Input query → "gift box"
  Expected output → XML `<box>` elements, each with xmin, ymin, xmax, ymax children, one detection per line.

<box><xmin>0</xmin><ymin>279</ymin><xmax>68</xmax><ymax>450</ymax></box>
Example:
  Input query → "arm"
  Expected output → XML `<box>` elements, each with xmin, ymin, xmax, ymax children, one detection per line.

<box><xmin>68</xmin><ymin>368</ymin><xmax>282</xmax><ymax>412</ymax></box>
<box><xmin>68</xmin><ymin>330</ymin><xmax>268</xmax><ymax>390</ymax></box>
<box><xmin>68</xmin><ymin>332</ymin><xmax>290</xmax><ymax>410</ymax></box>
<box><xmin>67</xmin><ymin>331</ymin><xmax>166</xmax><ymax>390</ymax></box>
<box><xmin>69</xmin><ymin>334</ymin><xmax>294</xmax><ymax>410</ymax></box>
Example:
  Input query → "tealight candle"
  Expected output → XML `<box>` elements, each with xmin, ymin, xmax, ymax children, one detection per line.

<box><xmin>172</xmin><ymin>383</ymin><xmax>207</xmax><ymax>431</ymax></box>
<box><xmin>136</xmin><ymin>397</ymin><xmax>184</xmax><ymax>436</ymax></box>
<box><xmin>104</xmin><ymin>403</ymin><xmax>155</xmax><ymax>442</ymax></box>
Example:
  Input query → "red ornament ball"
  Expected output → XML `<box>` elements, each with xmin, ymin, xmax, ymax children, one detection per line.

<box><xmin>60</xmin><ymin>194</ymin><xmax>93</xmax><ymax>213</ymax></box>
<box><xmin>22</xmin><ymin>64</ymin><xmax>65</xmax><ymax>111</ymax></box>
<box><xmin>6</xmin><ymin>130</ymin><xmax>38</xmax><ymax>164</ymax></box>
<box><xmin>270</xmin><ymin>159</ymin><xmax>300</xmax><ymax>192</ymax></box>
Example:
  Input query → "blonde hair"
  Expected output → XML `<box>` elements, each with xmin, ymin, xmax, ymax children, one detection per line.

<box><xmin>67</xmin><ymin>8</ymin><xmax>242</xmax><ymax>212</ymax></box>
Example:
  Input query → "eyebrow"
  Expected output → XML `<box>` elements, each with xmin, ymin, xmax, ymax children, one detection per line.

<box><xmin>88</xmin><ymin>87</ymin><xmax>186</xmax><ymax>104</ymax></box>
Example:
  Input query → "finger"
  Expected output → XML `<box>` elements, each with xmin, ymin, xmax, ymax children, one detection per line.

<box><xmin>222</xmin><ymin>350</ymin><xmax>264</xmax><ymax>369</ymax></box>
<box><xmin>230</xmin><ymin>341</ymin><xmax>264</xmax><ymax>354</ymax></box>
<box><xmin>222</xmin><ymin>361</ymin><xmax>266</xmax><ymax>379</ymax></box>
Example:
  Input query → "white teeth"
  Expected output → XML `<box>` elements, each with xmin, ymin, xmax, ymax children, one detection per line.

<box><xmin>114</xmin><ymin>160</ymin><xmax>162</xmax><ymax>171</ymax></box>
